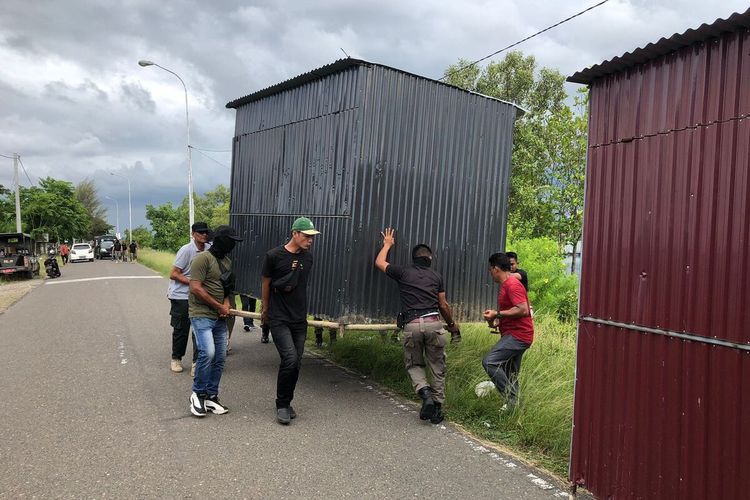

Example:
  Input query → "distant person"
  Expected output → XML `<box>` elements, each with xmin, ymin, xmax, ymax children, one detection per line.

<box><xmin>167</xmin><ymin>223</ymin><xmax>211</xmax><ymax>374</ymax></box>
<box><xmin>113</xmin><ymin>239</ymin><xmax>122</xmax><ymax>263</ymax></box>
<box><xmin>59</xmin><ymin>241</ymin><xmax>70</xmax><ymax>265</ymax></box>
<box><xmin>375</xmin><ymin>228</ymin><xmax>460</xmax><ymax>424</ymax></box>
<box><xmin>505</xmin><ymin>251</ymin><xmax>529</xmax><ymax>291</ymax></box>
<box><xmin>240</xmin><ymin>294</ymin><xmax>258</xmax><ymax>331</ymax></box>
<box><xmin>188</xmin><ymin>225</ymin><xmax>242</xmax><ymax>417</ymax></box>
<box><xmin>240</xmin><ymin>294</ymin><xmax>271</xmax><ymax>343</ymax></box>
<box><xmin>129</xmin><ymin>241</ymin><xmax>137</xmax><ymax>262</ymax></box>
<box><xmin>261</xmin><ymin>217</ymin><xmax>319</xmax><ymax>425</ymax></box>
<box><xmin>482</xmin><ymin>252</ymin><xmax>534</xmax><ymax>411</ymax></box>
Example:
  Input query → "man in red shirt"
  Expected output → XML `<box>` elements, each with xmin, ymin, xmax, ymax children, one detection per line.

<box><xmin>482</xmin><ymin>252</ymin><xmax>534</xmax><ymax>409</ymax></box>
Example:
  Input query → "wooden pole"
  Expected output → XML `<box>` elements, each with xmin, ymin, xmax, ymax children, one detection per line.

<box><xmin>229</xmin><ymin>309</ymin><xmax>399</xmax><ymax>332</ymax></box>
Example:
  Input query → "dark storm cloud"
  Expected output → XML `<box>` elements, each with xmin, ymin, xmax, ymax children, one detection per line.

<box><xmin>1</xmin><ymin>0</ymin><xmax>748</xmax><ymax>228</ymax></box>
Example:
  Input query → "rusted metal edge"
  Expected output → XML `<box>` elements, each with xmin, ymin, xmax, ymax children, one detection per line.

<box><xmin>580</xmin><ymin>316</ymin><xmax>750</xmax><ymax>352</ymax></box>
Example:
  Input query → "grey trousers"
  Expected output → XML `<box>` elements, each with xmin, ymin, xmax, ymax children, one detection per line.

<box><xmin>402</xmin><ymin>319</ymin><xmax>448</xmax><ymax>403</ymax></box>
<box><xmin>482</xmin><ymin>334</ymin><xmax>530</xmax><ymax>403</ymax></box>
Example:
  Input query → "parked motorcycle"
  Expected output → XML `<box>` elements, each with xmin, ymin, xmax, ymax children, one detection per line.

<box><xmin>44</xmin><ymin>247</ymin><xmax>61</xmax><ymax>279</ymax></box>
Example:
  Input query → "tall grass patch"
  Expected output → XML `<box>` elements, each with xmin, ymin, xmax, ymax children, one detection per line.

<box><xmin>312</xmin><ymin>313</ymin><xmax>575</xmax><ymax>475</ymax></box>
<box><xmin>138</xmin><ymin>248</ymin><xmax>176</xmax><ymax>277</ymax></box>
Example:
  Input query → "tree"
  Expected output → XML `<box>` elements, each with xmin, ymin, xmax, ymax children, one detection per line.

<box><xmin>0</xmin><ymin>184</ymin><xmax>15</xmax><ymax>232</ymax></box>
<box><xmin>145</xmin><ymin>184</ymin><xmax>232</xmax><ymax>252</ymax></box>
<box><xmin>443</xmin><ymin>51</ymin><xmax>584</xmax><ymax>245</ymax></box>
<box><xmin>543</xmin><ymin>90</ymin><xmax>587</xmax><ymax>272</ymax></box>
<box><xmin>145</xmin><ymin>202</ymin><xmax>187</xmax><ymax>252</ymax></box>
<box><xmin>124</xmin><ymin>225</ymin><xmax>154</xmax><ymax>249</ymax></box>
<box><xmin>20</xmin><ymin>177</ymin><xmax>90</xmax><ymax>241</ymax></box>
<box><xmin>75</xmin><ymin>178</ymin><xmax>112</xmax><ymax>238</ymax></box>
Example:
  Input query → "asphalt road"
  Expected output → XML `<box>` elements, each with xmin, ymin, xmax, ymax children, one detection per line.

<box><xmin>0</xmin><ymin>259</ymin><xmax>570</xmax><ymax>499</ymax></box>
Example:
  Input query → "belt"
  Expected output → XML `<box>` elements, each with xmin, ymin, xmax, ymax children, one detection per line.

<box><xmin>408</xmin><ymin>313</ymin><xmax>440</xmax><ymax>324</ymax></box>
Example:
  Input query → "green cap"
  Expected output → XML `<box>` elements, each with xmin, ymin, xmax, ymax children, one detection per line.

<box><xmin>291</xmin><ymin>217</ymin><xmax>320</xmax><ymax>235</ymax></box>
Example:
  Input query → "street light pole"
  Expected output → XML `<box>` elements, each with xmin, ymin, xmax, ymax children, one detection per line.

<box><xmin>105</xmin><ymin>195</ymin><xmax>120</xmax><ymax>236</ymax></box>
<box><xmin>13</xmin><ymin>153</ymin><xmax>21</xmax><ymax>233</ymax></box>
<box><xmin>109</xmin><ymin>172</ymin><xmax>131</xmax><ymax>244</ymax></box>
<box><xmin>138</xmin><ymin>60</ymin><xmax>194</xmax><ymax>237</ymax></box>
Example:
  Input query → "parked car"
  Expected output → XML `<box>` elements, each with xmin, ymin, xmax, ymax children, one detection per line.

<box><xmin>94</xmin><ymin>235</ymin><xmax>117</xmax><ymax>259</ymax></box>
<box><xmin>69</xmin><ymin>243</ymin><xmax>94</xmax><ymax>262</ymax></box>
<box><xmin>0</xmin><ymin>232</ymin><xmax>40</xmax><ymax>278</ymax></box>
<box><xmin>97</xmin><ymin>239</ymin><xmax>115</xmax><ymax>259</ymax></box>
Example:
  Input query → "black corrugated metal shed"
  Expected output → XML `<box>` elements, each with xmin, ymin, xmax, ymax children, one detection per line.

<box><xmin>226</xmin><ymin>58</ymin><xmax>522</xmax><ymax>321</ymax></box>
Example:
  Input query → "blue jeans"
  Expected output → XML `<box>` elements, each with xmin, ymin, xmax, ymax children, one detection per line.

<box><xmin>191</xmin><ymin>317</ymin><xmax>228</xmax><ymax>396</ymax></box>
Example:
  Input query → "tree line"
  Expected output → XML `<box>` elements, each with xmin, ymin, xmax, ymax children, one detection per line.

<box><xmin>444</xmin><ymin>51</ymin><xmax>587</xmax><ymax>271</ymax></box>
<box><xmin>0</xmin><ymin>177</ymin><xmax>111</xmax><ymax>242</ymax></box>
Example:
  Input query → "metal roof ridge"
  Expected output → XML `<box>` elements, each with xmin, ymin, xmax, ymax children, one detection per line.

<box><xmin>568</xmin><ymin>7</ymin><xmax>750</xmax><ymax>85</ymax></box>
<box><xmin>225</xmin><ymin>58</ymin><xmax>525</xmax><ymax>114</ymax></box>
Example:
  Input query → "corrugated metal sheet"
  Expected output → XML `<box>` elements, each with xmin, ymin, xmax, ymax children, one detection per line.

<box><xmin>571</xmin><ymin>13</ymin><xmax>750</xmax><ymax>499</ymax></box>
<box><xmin>571</xmin><ymin>323</ymin><xmax>750</xmax><ymax>499</ymax></box>
<box><xmin>568</xmin><ymin>8</ymin><xmax>750</xmax><ymax>84</ymax></box>
<box><xmin>228</xmin><ymin>62</ymin><xmax>518</xmax><ymax>320</ymax></box>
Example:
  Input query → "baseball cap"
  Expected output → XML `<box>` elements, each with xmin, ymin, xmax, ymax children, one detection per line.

<box><xmin>191</xmin><ymin>222</ymin><xmax>211</xmax><ymax>233</ymax></box>
<box><xmin>291</xmin><ymin>217</ymin><xmax>320</xmax><ymax>235</ymax></box>
<box><xmin>213</xmin><ymin>225</ymin><xmax>244</xmax><ymax>241</ymax></box>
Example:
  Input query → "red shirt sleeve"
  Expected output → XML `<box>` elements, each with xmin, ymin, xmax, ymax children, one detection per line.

<box><xmin>507</xmin><ymin>278</ymin><xmax>528</xmax><ymax>307</ymax></box>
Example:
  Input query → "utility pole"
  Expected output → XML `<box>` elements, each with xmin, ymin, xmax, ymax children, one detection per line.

<box><xmin>13</xmin><ymin>153</ymin><xmax>21</xmax><ymax>233</ymax></box>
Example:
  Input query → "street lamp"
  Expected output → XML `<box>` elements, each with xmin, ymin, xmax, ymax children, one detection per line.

<box><xmin>104</xmin><ymin>195</ymin><xmax>120</xmax><ymax>236</ymax></box>
<box><xmin>109</xmin><ymin>172</ymin><xmax>131</xmax><ymax>244</ymax></box>
<box><xmin>138</xmin><ymin>59</ymin><xmax>194</xmax><ymax>237</ymax></box>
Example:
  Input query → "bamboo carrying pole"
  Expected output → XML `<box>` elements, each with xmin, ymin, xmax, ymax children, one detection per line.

<box><xmin>229</xmin><ymin>309</ymin><xmax>398</xmax><ymax>332</ymax></box>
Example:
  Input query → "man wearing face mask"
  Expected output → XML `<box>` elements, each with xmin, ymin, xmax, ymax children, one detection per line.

<box><xmin>261</xmin><ymin>217</ymin><xmax>319</xmax><ymax>425</ymax></box>
<box><xmin>187</xmin><ymin>225</ymin><xmax>243</xmax><ymax>418</ymax></box>
<box><xmin>375</xmin><ymin>228</ymin><xmax>460</xmax><ymax>424</ymax></box>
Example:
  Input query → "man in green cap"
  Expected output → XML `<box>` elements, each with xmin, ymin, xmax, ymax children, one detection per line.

<box><xmin>261</xmin><ymin>216</ymin><xmax>320</xmax><ymax>425</ymax></box>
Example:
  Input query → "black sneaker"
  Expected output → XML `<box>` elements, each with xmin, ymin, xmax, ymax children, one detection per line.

<box><xmin>205</xmin><ymin>395</ymin><xmax>229</xmax><ymax>415</ymax></box>
<box><xmin>261</xmin><ymin>331</ymin><xmax>270</xmax><ymax>343</ymax></box>
<box><xmin>289</xmin><ymin>406</ymin><xmax>297</xmax><ymax>419</ymax></box>
<box><xmin>243</xmin><ymin>325</ymin><xmax>251</xmax><ymax>332</ymax></box>
<box><xmin>276</xmin><ymin>407</ymin><xmax>291</xmax><ymax>425</ymax></box>
<box><xmin>418</xmin><ymin>387</ymin><xmax>435</xmax><ymax>420</ymax></box>
<box><xmin>190</xmin><ymin>392</ymin><xmax>207</xmax><ymax>417</ymax></box>
<box><xmin>430</xmin><ymin>402</ymin><xmax>444</xmax><ymax>424</ymax></box>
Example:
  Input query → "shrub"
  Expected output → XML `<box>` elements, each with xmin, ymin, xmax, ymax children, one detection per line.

<box><xmin>506</xmin><ymin>236</ymin><xmax>578</xmax><ymax>321</ymax></box>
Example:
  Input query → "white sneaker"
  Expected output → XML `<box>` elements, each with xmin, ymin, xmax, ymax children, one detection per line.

<box><xmin>190</xmin><ymin>392</ymin><xmax>206</xmax><ymax>417</ymax></box>
<box><xmin>204</xmin><ymin>395</ymin><xmax>229</xmax><ymax>415</ymax></box>
<box><xmin>170</xmin><ymin>359</ymin><xmax>183</xmax><ymax>373</ymax></box>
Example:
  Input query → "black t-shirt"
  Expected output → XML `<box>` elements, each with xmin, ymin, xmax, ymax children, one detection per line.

<box><xmin>385</xmin><ymin>264</ymin><xmax>445</xmax><ymax>312</ymax></box>
<box><xmin>262</xmin><ymin>245</ymin><xmax>313</xmax><ymax>325</ymax></box>
<box><xmin>515</xmin><ymin>268</ymin><xmax>529</xmax><ymax>291</ymax></box>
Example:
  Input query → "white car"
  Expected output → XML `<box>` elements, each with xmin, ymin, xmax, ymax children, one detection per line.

<box><xmin>69</xmin><ymin>243</ymin><xmax>94</xmax><ymax>262</ymax></box>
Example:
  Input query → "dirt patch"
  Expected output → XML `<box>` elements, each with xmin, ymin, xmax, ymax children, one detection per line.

<box><xmin>0</xmin><ymin>279</ymin><xmax>42</xmax><ymax>313</ymax></box>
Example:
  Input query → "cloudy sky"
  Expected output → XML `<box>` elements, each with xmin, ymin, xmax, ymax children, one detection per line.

<box><xmin>1</xmin><ymin>0</ymin><xmax>747</xmax><ymax>230</ymax></box>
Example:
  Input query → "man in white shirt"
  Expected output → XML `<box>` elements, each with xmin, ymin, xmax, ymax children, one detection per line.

<box><xmin>167</xmin><ymin>222</ymin><xmax>212</xmax><ymax>373</ymax></box>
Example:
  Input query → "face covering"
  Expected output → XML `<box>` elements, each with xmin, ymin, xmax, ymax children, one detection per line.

<box><xmin>413</xmin><ymin>256</ymin><xmax>432</xmax><ymax>268</ymax></box>
<box><xmin>209</xmin><ymin>235</ymin><xmax>236</xmax><ymax>259</ymax></box>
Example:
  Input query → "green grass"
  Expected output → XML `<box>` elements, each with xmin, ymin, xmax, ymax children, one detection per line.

<box><xmin>137</xmin><ymin>248</ymin><xmax>176</xmax><ymax>277</ymax></box>
<box><xmin>136</xmin><ymin>247</ymin><xmax>575</xmax><ymax>476</ymax></box>
<box><xmin>310</xmin><ymin>315</ymin><xmax>575</xmax><ymax>477</ymax></box>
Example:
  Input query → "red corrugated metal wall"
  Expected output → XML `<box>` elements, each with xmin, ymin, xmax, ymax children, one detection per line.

<box><xmin>571</xmin><ymin>27</ymin><xmax>750</xmax><ymax>498</ymax></box>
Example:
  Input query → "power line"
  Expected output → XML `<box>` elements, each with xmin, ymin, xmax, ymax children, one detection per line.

<box><xmin>191</xmin><ymin>146</ymin><xmax>231</xmax><ymax>153</ymax></box>
<box><xmin>190</xmin><ymin>146</ymin><xmax>230</xmax><ymax>169</ymax></box>
<box><xmin>0</xmin><ymin>153</ymin><xmax>15</xmax><ymax>159</ymax></box>
<box><xmin>439</xmin><ymin>0</ymin><xmax>610</xmax><ymax>82</ymax></box>
<box><xmin>17</xmin><ymin>157</ymin><xmax>35</xmax><ymax>185</ymax></box>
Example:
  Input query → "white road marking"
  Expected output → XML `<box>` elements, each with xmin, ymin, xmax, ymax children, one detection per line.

<box><xmin>116</xmin><ymin>335</ymin><xmax>128</xmax><ymax>365</ymax></box>
<box><xmin>45</xmin><ymin>275</ymin><xmax>162</xmax><ymax>285</ymax></box>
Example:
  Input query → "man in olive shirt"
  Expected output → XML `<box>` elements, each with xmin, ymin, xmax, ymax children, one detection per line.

<box><xmin>188</xmin><ymin>225</ymin><xmax>243</xmax><ymax>418</ymax></box>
